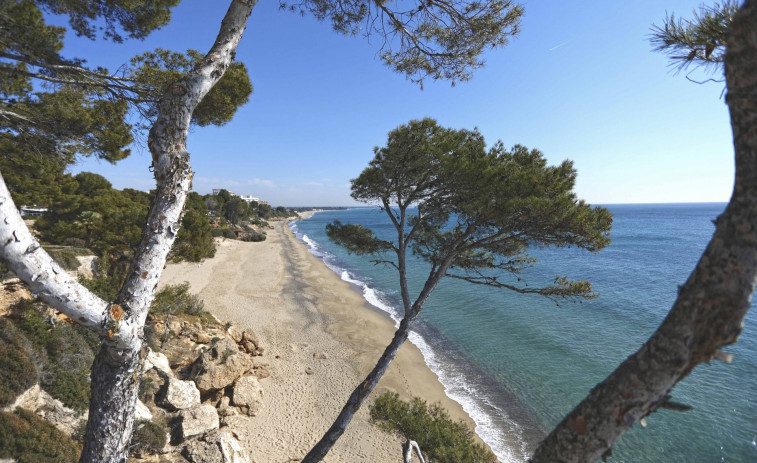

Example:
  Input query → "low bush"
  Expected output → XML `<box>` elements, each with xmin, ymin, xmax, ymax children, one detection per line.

<box><xmin>14</xmin><ymin>306</ymin><xmax>96</xmax><ymax>412</ymax></box>
<box><xmin>370</xmin><ymin>392</ymin><xmax>497</xmax><ymax>463</ymax></box>
<box><xmin>0</xmin><ymin>408</ymin><xmax>81</xmax><ymax>463</ymax></box>
<box><xmin>0</xmin><ymin>319</ymin><xmax>38</xmax><ymax>405</ymax></box>
<box><xmin>221</xmin><ymin>228</ymin><xmax>236</xmax><ymax>239</ymax></box>
<box><xmin>240</xmin><ymin>229</ymin><xmax>266</xmax><ymax>242</ymax></box>
<box><xmin>211</xmin><ymin>228</ymin><xmax>224</xmax><ymax>237</ymax></box>
<box><xmin>150</xmin><ymin>283</ymin><xmax>205</xmax><ymax>317</ymax></box>
<box><xmin>130</xmin><ymin>419</ymin><xmax>167</xmax><ymax>455</ymax></box>
<box><xmin>47</xmin><ymin>248</ymin><xmax>80</xmax><ymax>270</ymax></box>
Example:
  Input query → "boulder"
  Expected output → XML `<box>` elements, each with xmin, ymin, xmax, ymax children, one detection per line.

<box><xmin>231</xmin><ymin>376</ymin><xmax>263</xmax><ymax>417</ymax></box>
<box><xmin>4</xmin><ymin>384</ymin><xmax>85</xmax><ymax>438</ymax></box>
<box><xmin>180</xmin><ymin>404</ymin><xmax>219</xmax><ymax>440</ymax></box>
<box><xmin>241</xmin><ymin>329</ymin><xmax>262</xmax><ymax>354</ymax></box>
<box><xmin>159</xmin><ymin>378</ymin><xmax>200</xmax><ymax>411</ymax></box>
<box><xmin>135</xmin><ymin>399</ymin><xmax>153</xmax><ymax>421</ymax></box>
<box><xmin>192</xmin><ymin>339</ymin><xmax>254</xmax><ymax>393</ymax></box>
<box><xmin>253</xmin><ymin>363</ymin><xmax>271</xmax><ymax>380</ymax></box>
<box><xmin>183</xmin><ymin>439</ymin><xmax>223</xmax><ymax>463</ymax></box>
<box><xmin>182</xmin><ymin>429</ymin><xmax>250</xmax><ymax>463</ymax></box>
<box><xmin>227</xmin><ymin>326</ymin><xmax>243</xmax><ymax>344</ymax></box>
<box><xmin>144</xmin><ymin>350</ymin><xmax>173</xmax><ymax>377</ymax></box>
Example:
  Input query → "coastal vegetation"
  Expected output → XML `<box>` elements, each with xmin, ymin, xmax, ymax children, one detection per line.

<box><xmin>370</xmin><ymin>392</ymin><xmax>497</xmax><ymax>463</ymax></box>
<box><xmin>315</xmin><ymin>118</ymin><xmax>612</xmax><ymax>460</ymax></box>
<box><xmin>0</xmin><ymin>0</ymin><xmax>755</xmax><ymax>463</ymax></box>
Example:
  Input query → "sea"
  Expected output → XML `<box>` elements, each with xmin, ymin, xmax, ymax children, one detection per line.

<box><xmin>290</xmin><ymin>203</ymin><xmax>757</xmax><ymax>462</ymax></box>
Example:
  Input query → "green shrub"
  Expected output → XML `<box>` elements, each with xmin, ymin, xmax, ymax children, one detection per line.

<box><xmin>240</xmin><ymin>229</ymin><xmax>266</xmax><ymax>242</ymax></box>
<box><xmin>78</xmin><ymin>271</ymin><xmax>122</xmax><ymax>302</ymax></box>
<box><xmin>211</xmin><ymin>228</ymin><xmax>224</xmax><ymax>237</ymax></box>
<box><xmin>14</xmin><ymin>307</ymin><xmax>95</xmax><ymax>412</ymax></box>
<box><xmin>0</xmin><ymin>319</ymin><xmax>38</xmax><ymax>405</ymax></box>
<box><xmin>370</xmin><ymin>392</ymin><xmax>497</xmax><ymax>463</ymax></box>
<box><xmin>130</xmin><ymin>419</ymin><xmax>167</xmax><ymax>455</ymax></box>
<box><xmin>150</xmin><ymin>283</ymin><xmax>205</xmax><ymax>316</ymax></box>
<box><xmin>221</xmin><ymin>228</ymin><xmax>236</xmax><ymax>239</ymax></box>
<box><xmin>0</xmin><ymin>408</ymin><xmax>81</xmax><ymax>463</ymax></box>
<box><xmin>47</xmin><ymin>249</ymin><xmax>80</xmax><ymax>270</ymax></box>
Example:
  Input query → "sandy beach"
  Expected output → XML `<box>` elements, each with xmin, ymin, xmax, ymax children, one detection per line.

<box><xmin>159</xmin><ymin>214</ymin><xmax>476</xmax><ymax>462</ymax></box>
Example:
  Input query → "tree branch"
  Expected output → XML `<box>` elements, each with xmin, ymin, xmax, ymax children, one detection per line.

<box><xmin>531</xmin><ymin>2</ymin><xmax>757</xmax><ymax>460</ymax></box>
<box><xmin>0</xmin><ymin>172</ymin><xmax>138</xmax><ymax>344</ymax></box>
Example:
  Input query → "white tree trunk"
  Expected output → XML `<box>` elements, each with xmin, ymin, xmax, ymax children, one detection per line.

<box><xmin>0</xmin><ymin>1</ymin><xmax>258</xmax><ymax>462</ymax></box>
<box><xmin>403</xmin><ymin>439</ymin><xmax>426</xmax><ymax>463</ymax></box>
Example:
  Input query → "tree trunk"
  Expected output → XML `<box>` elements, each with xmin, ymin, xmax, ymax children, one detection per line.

<box><xmin>403</xmin><ymin>439</ymin><xmax>426</xmax><ymax>463</ymax></box>
<box><xmin>530</xmin><ymin>2</ymin><xmax>757</xmax><ymax>461</ymax></box>
<box><xmin>76</xmin><ymin>3</ymin><xmax>256</xmax><ymax>461</ymax></box>
<box><xmin>79</xmin><ymin>344</ymin><xmax>144</xmax><ymax>462</ymax></box>
<box><xmin>301</xmin><ymin>317</ymin><xmax>414</xmax><ymax>463</ymax></box>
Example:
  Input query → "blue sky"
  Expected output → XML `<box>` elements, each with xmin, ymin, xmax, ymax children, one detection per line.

<box><xmin>64</xmin><ymin>0</ymin><xmax>734</xmax><ymax>207</ymax></box>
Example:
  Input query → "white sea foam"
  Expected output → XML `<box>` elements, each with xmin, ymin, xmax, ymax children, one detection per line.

<box><xmin>293</xmin><ymin>228</ymin><xmax>528</xmax><ymax>462</ymax></box>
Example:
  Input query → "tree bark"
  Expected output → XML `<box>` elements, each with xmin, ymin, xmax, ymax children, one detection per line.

<box><xmin>403</xmin><ymin>439</ymin><xmax>427</xmax><ymax>463</ymax></box>
<box><xmin>302</xmin><ymin>317</ymin><xmax>414</xmax><ymax>463</ymax></box>
<box><xmin>0</xmin><ymin>1</ymin><xmax>257</xmax><ymax>462</ymax></box>
<box><xmin>76</xmin><ymin>2</ymin><xmax>257</xmax><ymax>461</ymax></box>
<box><xmin>530</xmin><ymin>2</ymin><xmax>757</xmax><ymax>461</ymax></box>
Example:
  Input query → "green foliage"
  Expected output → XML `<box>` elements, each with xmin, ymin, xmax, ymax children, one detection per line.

<box><xmin>222</xmin><ymin>228</ymin><xmax>237</xmax><ymax>239</ymax></box>
<box><xmin>326</xmin><ymin>221</ymin><xmax>393</xmax><ymax>255</ymax></box>
<box><xmin>223</xmin><ymin>196</ymin><xmax>252</xmax><ymax>225</ymax></box>
<box><xmin>370</xmin><ymin>392</ymin><xmax>497</xmax><ymax>463</ymax></box>
<box><xmin>286</xmin><ymin>0</ymin><xmax>523</xmax><ymax>85</ymax></box>
<box><xmin>36</xmin><ymin>0</ymin><xmax>180</xmax><ymax>42</ymax></box>
<box><xmin>331</xmin><ymin>118</ymin><xmax>612</xmax><ymax>301</ymax></box>
<box><xmin>79</xmin><ymin>266</ymin><xmax>123</xmax><ymax>302</ymax></box>
<box><xmin>130</xmin><ymin>419</ymin><xmax>166</xmax><ymax>455</ymax></box>
<box><xmin>0</xmin><ymin>318</ymin><xmax>39</xmax><ymax>406</ymax></box>
<box><xmin>14</xmin><ymin>305</ymin><xmax>97</xmax><ymax>412</ymax></box>
<box><xmin>240</xmin><ymin>229</ymin><xmax>267</xmax><ymax>242</ymax></box>
<box><xmin>651</xmin><ymin>1</ymin><xmax>738</xmax><ymax>74</ymax></box>
<box><xmin>172</xmin><ymin>192</ymin><xmax>216</xmax><ymax>262</ymax></box>
<box><xmin>0</xmin><ymin>408</ymin><xmax>81</xmax><ymax>463</ymax></box>
<box><xmin>46</xmin><ymin>248</ymin><xmax>80</xmax><ymax>270</ymax></box>
<box><xmin>150</xmin><ymin>283</ymin><xmax>205</xmax><ymax>317</ymax></box>
<box><xmin>130</xmin><ymin>48</ymin><xmax>252</xmax><ymax>127</ymax></box>
<box><xmin>35</xmin><ymin>173</ymin><xmax>149</xmax><ymax>259</ymax></box>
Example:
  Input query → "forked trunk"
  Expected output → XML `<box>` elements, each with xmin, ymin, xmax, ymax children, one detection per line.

<box><xmin>301</xmin><ymin>318</ymin><xmax>413</xmax><ymax>462</ymax></box>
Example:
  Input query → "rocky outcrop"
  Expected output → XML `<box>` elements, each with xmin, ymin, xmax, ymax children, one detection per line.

<box><xmin>182</xmin><ymin>429</ymin><xmax>251</xmax><ymax>463</ymax></box>
<box><xmin>159</xmin><ymin>378</ymin><xmax>201</xmax><ymax>411</ymax></box>
<box><xmin>180</xmin><ymin>404</ymin><xmax>220</xmax><ymax>440</ymax></box>
<box><xmin>231</xmin><ymin>376</ymin><xmax>263</xmax><ymax>417</ymax></box>
<box><xmin>3</xmin><ymin>384</ymin><xmax>84</xmax><ymax>438</ymax></box>
<box><xmin>191</xmin><ymin>339</ymin><xmax>254</xmax><ymax>393</ymax></box>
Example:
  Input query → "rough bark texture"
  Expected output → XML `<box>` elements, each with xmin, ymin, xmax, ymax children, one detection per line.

<box><xmin>0</xmin><ymin>1</ymin><xmax>256</xmax><ymax>462</ymax></box>
<box><xmin>77</xmin><ymin>3</ymin><xmax>256</xmax><ymax>461</ymax></box>
<box><xmin>0</xmin><ymin>174</ymin><xmax>134</xmax><ymax>341</ymax></box>
<box><xmin>530</xmin><ymin>3</ymin><xmax>757</xmax><ymax>461</ymax></box>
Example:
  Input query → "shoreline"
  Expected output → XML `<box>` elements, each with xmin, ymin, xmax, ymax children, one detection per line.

<box><xmin>292</xmin><ymin>210</ymin><xmax>538</xmax><ymax>462</ymax></box>
<box><xmin>159</xmin><ymin>217</ymin><xmax>478</xmax><ymax>462</ymax></box>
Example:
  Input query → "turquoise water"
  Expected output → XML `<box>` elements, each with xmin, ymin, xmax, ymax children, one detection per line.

<box><xmin>291</xmin><ymin>204</ymin><xmax>757</xmax><ymax>462</ymax></box>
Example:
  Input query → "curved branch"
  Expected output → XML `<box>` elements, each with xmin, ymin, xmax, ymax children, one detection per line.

<box><xmin>0</xmin><ymin>172</ymin><xmax>138</xmax><ymax>345</ymax></box>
